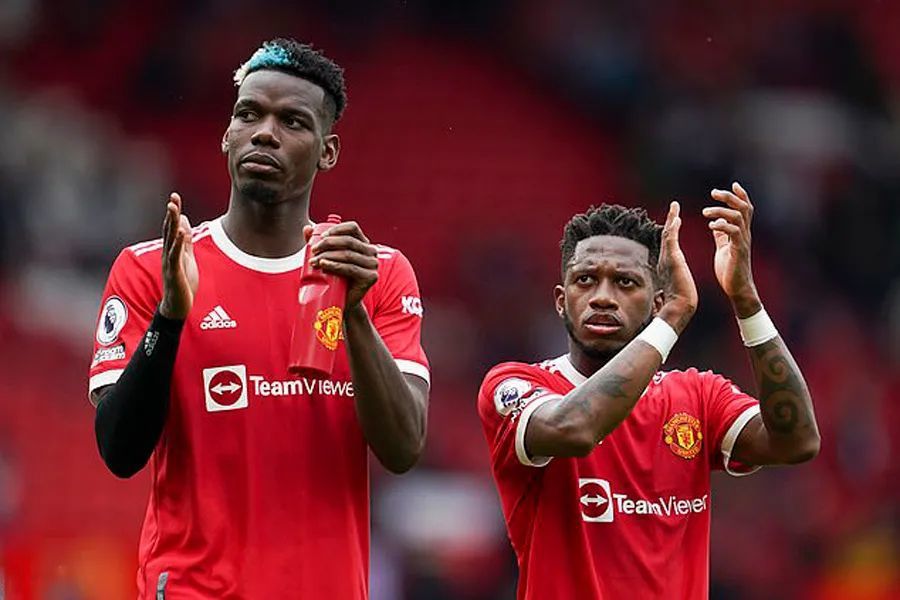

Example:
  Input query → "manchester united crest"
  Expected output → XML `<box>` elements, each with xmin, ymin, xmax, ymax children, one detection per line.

<box><xmin>314</xmin><ymin>306</ymin><xmax>343</xmax><ymax>351</ymax></box>
<box><xmin>663</xmin><ymin>412</ymin><xmax>703</xmax><ymax>459</ymax></box>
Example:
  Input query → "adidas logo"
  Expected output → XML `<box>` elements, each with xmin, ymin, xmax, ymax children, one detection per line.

<box><xmin>200</xmin><ymin>306</ymin><xmax>238</xmax><ymax>330</ymax></box>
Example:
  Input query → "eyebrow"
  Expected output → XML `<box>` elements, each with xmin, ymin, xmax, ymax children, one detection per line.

<box><xmin>569</xmin><ymin>263</ymin><xmax>650</xmax><ymax>281</ymax></box>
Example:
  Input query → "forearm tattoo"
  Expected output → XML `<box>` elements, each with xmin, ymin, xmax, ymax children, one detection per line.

<box><xmin>749</xmin><ymin>340</ymin><xmax>811</xmax><ymax>435</ymax></box>
<box><xmin>548</xmin><ymin>345</ymin><xmax>651</xmax><ymax>436</ymax></box>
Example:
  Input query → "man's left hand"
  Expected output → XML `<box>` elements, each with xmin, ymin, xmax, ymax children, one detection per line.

<box><xmin>307</xmin><ymin>221</ymin><xmax>379</xmax><ymax>309</ymax></box>
<box><xmin>703</xmin><ymin>182</ymin><xmax>761</xmax><ymax>317</ymax></box>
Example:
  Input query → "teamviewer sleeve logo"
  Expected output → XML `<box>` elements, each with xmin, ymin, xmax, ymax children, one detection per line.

<box><xmin>579</xmin><ymin>478</ymin><xmax>614</xmax><ymax>523</ymax></box>
<box><xmin>203</xmin><ymin>365</ymin><xmax>248</xmax><ymax>412</ymax></box>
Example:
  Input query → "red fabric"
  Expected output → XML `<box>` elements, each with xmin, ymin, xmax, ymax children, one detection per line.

<box><xmin>478</xmin><ymin>360</ymin><xmax>759</xmax><ymax>600</ymax></box>
<box><xmin>88</xmin><ymin>220</ymin><xmax>428</xmax><ymax>599</ymax></box>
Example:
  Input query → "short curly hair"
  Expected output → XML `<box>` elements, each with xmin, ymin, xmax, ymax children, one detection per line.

<box><xmin>234</xmin><ymin>38</ymin><xmax>347</xmax><ymax>124</ymax></box>
<box><xmin>560</xmin><ymin>204</ymin><xmax>662</xmax><ymax>280</ymax></box>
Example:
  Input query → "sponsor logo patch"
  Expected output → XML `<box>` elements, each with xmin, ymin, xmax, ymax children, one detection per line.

<box><xmin>203</xmin><ymin>365</ymin><xmax>248</xmax><ymax>412</ymax></box>
<box><xmin>202</xmin><ymin>365</ymin><xmax>355</xmax><ymax>413</ymax></box>
<box><xmin>97</xmin><ymin>296</ymin><xmax>128</xmax><ymax>346</ymax></box>
<box><xmin>92</xmin><ymin>343</ymin><xmax>125</xmax><ymax>367</ymax></box>
<box><xmin>493</xmin><ymin>377</ymin><xmax>532</xmax><ymax>417</ymax></box>
<box><xmin>579</xmin><ymin>478</ymin><xmax>709</xmax><ymax>523</ymax></box>
<box><xmin>401</xmin><ymin>295</ymin><xmax>423</xmax><ymax>317</ymax></box>
<box><xmin>200</xmin><ymin>305</ymin><xmax>238</xmax><ymax>330</ymax></box>
<box><xmin>663</xmin><ymin>412</ymin><xmax>703</xmax><ymax>459</ymax></box>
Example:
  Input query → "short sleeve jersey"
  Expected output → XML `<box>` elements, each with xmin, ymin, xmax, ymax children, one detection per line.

<box><xmin>477</xmin><ymin>355</ymin><xmax>760</xmax><ymax>600</ymax></box>
<box><xmin>89</xmin><ymin>217</ymin><xmax>429</xmax><ymax>599</ymax></box>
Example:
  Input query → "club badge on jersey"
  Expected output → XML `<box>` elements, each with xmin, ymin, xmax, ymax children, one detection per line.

<box><xmin>663</xmin><ymin>412</ymin><xmax>703</xmax><ymax>459</ymax></box>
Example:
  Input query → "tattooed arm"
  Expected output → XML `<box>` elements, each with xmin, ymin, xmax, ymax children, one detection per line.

<box><xmin>703</xmin><ymin>183</ymin><xmax>820</xmax><ymax>465</ymax></box>
<box><xmin>526</xmin><ymin>202</ymin><xmax>698</xmax><ymax>458</ymax></box>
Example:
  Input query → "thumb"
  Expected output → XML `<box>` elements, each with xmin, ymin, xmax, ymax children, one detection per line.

<box><xmin>303</xmin><ymin>224</ymin><xmax>314</xmax><ymax>244</ymax></box>
<box><xmin>712</xmin><ymin>229</ymin><xmax>728</xmax><ymax>249</ymax></box>
<box><xmin>179</xmin><ymin>214</ymin><xmax>194</xmax><ymax>252</ymax></box>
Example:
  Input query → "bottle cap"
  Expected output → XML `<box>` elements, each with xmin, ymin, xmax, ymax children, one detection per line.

<box><xmin>326</xmin><ymin>214</ymin><xmax>342</xmax><ymax>224</ymax></box>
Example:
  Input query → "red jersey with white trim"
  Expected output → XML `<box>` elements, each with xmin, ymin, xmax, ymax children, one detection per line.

<box><xmin>477</xmin><ymin>355</ymin><xmax>760</xmax><ymax>600</ymax></box>
<box><xmin>89</xmin><ymin>217</ymin><xmax>429</xmax><ymax>600</ymax></box>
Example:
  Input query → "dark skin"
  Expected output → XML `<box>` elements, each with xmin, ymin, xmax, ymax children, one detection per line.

<box><xmin>527</xmin><ymin>190</ymin><xmax>820</xmax><ymax>465</ymax></box>
<box><xmin>93</xmin><ymin>70</ymin><xmax>428</xmax><ymax>474</ymax></box>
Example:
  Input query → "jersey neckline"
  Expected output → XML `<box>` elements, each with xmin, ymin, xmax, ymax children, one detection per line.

<box><xmin>209</xmin><ymin>216</ymin><xmax>309</xmax><ymax>274</ymax></box>
<box><xmin>549</xmin><ymin>354</ymin><xmax>589</xmax><ymax>386</ymax></box>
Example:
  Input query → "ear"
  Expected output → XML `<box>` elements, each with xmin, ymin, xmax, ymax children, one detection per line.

<box><xmin>554</xmin><ymin>284</ymin><xmax>566</xmax><ymax>319</ymax></box>
<box><xmin>318</xmin><ymin>133</ymin><xmax>340</xmax><ymax>171</ymax></box>
<box><xmin>221</xmin><ymin>131</ymin><xmax>230</xmax><ymax>154</ymax></box>
<box><xmin>652</xmin><ymin>288</ymin><xmax>664</xmax><ymax>316</ymax></box>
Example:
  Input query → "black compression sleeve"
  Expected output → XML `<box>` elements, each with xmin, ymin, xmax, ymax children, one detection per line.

<box><xmin>94</xmin><ymin>309</ymin><xmax>185</xmax><ymax>478</ymax></box>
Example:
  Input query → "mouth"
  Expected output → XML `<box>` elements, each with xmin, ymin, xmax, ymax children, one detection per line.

<box><xmin>583</xmin><ymin>313</ymin><xmax>623</xmax><ymax>336</ymax></box>
<box><xmin>240</xmin><ymin>153</ymin><xmax>282</xmax><ymax>174</ymax></box>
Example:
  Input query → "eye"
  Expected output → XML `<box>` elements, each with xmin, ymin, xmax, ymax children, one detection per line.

<box><xmin>617</xmin><ymin>277</ymin><xmax>636</xmax><ymax>288</ymax></box>
<box><xmin>234</xmin><ymin>109</ymin><xmax>258</xmax><ymax>122</ymax></box>
<box><xmin>284</xmin><ymin>115</ymin><xmax>308</xmax><ymax>129</ymax></box>
<box><xmin>575</xmin><ymin>274</ymin><xmax>595</xmax><ymax>285</ymax></box>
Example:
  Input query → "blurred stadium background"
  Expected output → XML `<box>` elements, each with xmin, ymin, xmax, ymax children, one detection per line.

<box><xmin>1</xmin><ymin>0</ymin><xmax>899</xmax><ymax>598</ymax></box>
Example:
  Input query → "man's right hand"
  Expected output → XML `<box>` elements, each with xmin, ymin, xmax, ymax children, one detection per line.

<box><xmin>656</xmin><ymin>201</ymin><xmax>697</xmax><ymax>335</ymax></box>
<box><xmin>159</xmin><ymin>192</ymin><xmax>198</xmax><ymax>320</ymax></box>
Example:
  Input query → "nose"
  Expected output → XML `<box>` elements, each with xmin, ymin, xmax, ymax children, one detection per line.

<box><xmin>589</xmin><ymin>279</ymin><xmax>619</xmax><ymax>310</ymax></box>
<box><xmin>250</xmin><ymin>116</ymin><xmax>281</xmax><ymax>148</ymax></box>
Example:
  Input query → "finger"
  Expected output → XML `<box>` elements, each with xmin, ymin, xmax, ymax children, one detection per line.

<box><xmin>169</xmin><ymin>227</ymin><xmax>186</xmax><ymax>267</ymax></box>
<box><xmin>178</xmin><ymin>214</ymin><xmax>192</xmax><ymax>235</ymax></box>
<box><xmin>708</xmin><ymin>218</ymin><xmax>742</xmax><ymax>239</ymax></box>
<box><xmin>321</xmin><ymin>221</ymin><xmax>370</xmax><ymax>244</ymax></box>
<box><xmin>164</xmin><ymin>193</ymin><xmax>182</xmax><ymax>249</ymax></box>
<box><xmin>303</xmin><ymin>225</ymin><xmax>314</xmax><ymax>244</ymax></box>
<box><xmin>311</xmin><ymin>250</ymin><xmax>379</xmax><ymax>270</ymax></box>
<box><xmin>661</xmin><ymin>201</ymin><xmax>682</xmax><ymax>252</ymax></box>
<box><xmin>732</xmin><ymin>181</ymin><xmax>752</xmax><ymax>206</ymax></box>
<box><xmin>316</xmin><ymin>260</ymin><xmax>379</xmax><ymax>284</ymax></box>
<box><xmin>701</xmin><ymin>206</ymin><xmax>745</xmax><ymax>230</ymax></box>
<box><xmin>312</xmin><ymin>235</ymin><xmax>378</xmax><ymax>256</ymax></box>
<box><xmin>710</xmin><ymin>188</ymin><xmax>749</xmax><ymax>211</ymax></box>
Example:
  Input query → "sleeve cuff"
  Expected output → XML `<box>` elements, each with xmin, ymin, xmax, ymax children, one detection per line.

<box><xmin>88</xmin><ymin>369</ymin><xmax>125</xmax><ymax>403</ymax></box>
<box><xmin>395</xmin><ymin>359</ymin><xmax>430</xmax><ymax>388</ymax></box>
<box><xmin>514</xmin><ymin>394</ymin><xmax>560</xmax><ymax>467</ymax></box>
<box><xmin>720</xmin><ymin>404</ymin><xmax>763</xmax><ymax>477</ymax></box>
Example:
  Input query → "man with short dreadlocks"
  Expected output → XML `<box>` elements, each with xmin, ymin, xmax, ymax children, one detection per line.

<box><xmin>88</xmin><ymin>38</ymin><xmax>430</xmax><ymax>598</ymax></box>
<box><xmin>478</xmin><ymin>192</ymin><xmax>820</xmax><ymax>599</ymax></box>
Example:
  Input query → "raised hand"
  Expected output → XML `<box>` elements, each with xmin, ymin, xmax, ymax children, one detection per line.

<box><xmin>307</xmin><ymin>221</ymin><xmax>379</xmax><ymax>309</ymax></box>
<box><xmin>703</xmin><ymin>182</ymin><xmax>761</xmax><ymax>317</ymax></box>
<box><xmin>656</xmin><ymin>201</ymin><xmax>698</xmax><ymax>334</ymax></box>
<box><xmin>159</xmin><ymin>193</ymin><xmax>199</xmax><ymax>319</ymax></box>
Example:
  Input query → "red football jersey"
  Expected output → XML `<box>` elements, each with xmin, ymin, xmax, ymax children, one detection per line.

<box><xmin>89</xmin><ymin>217</ymin><xmax>429</xmax><ymax>599</ymax></box>
<box><xmin>478</xmin><ymin>355</ymin><xmax>760</xmax><ymax>600</ymax></box>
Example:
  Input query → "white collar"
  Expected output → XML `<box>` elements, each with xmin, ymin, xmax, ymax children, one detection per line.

<box><xmin>209</xmin><ymin>216</ymin><xmax>308</xmax><ymax>274</ymax></box>
<box><xmin>550</xmin><ymin>354</ymin><xmax>589</xmax><ymax>386</ymax></box>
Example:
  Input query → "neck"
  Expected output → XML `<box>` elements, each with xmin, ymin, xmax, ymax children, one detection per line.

<box><xmin>566</xmin><ymin>340</ymin><xmax>616</xmax><ymax>379</ymax></box>
<box><xmin>222</xmin><ymin>189</ymin><xmax>312</xmax><ymax>258</ymax></box>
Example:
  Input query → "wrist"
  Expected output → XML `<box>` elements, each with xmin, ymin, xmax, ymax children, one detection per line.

<box><xmin>656</xmin><ymin>304</ymin><xmax>694</xmax><ymax>336</ymax></box>
<box><xmin>636</xmin><ymin>318</ymin><xmax>679</xmax><ymax>363</ymax></box>
<box><xmin>343</xmin><ymin>302</ymin><xmax>369</xmax><ymax>323</ymax></box>
<box><xmin>152</xmin><ymin>307</ymin><xmax>186</xmax><ymax>334</ymax></box>
<box><xmin>729</xmin><ymin>288</ymin><xmax>762</xmax><ymax>319</ymax></box>
<box><xmin>737</xmin><ymin>306</ymin><xmax>778</xmax><ymax>347</ymax></box>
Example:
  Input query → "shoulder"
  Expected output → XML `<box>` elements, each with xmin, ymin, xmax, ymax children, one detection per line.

<box><xmin>478</xmin><ymin>361</ymin><xmax>547</xmax><ymax>401</ymax></box>
<box><xmin>119</xmin><ymin>221</ymin><xmax>214</xmax><ymax>267</ymax></box>
<box><xmin>478</xmin><ymin>361</ymin><xmax>562</xmax><ymax>421</ymax></box>
<box><xmin>374</xmin><ymin>244</ymin><xmax>415</xmax><ymax>274</ymax></box>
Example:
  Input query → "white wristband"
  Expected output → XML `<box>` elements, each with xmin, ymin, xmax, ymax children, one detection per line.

<box><xmin>636</xmin><ymin>318</ymin><xmax>679</xmax><ymax>363</ymax></box>
<box><xmin>737</xmin><ymin>308</ymin><xmax>779</xmax><ymax>347</ymax></box>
